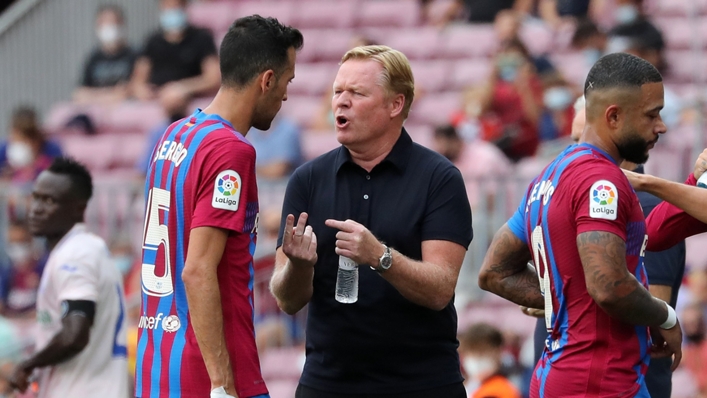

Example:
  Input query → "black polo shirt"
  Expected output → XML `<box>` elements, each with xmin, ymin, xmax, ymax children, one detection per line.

<box><xmin>277</xmin><ymin>129</ymin><xmax>473</xmax><ymax>394</ymax></box>
<box><xmin>141</xmin><ymin>26</ymin><xmax>217</xmax><ymax>87</ymax></box>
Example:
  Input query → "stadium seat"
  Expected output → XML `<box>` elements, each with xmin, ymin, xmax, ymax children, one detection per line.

<box><xmin>300</xmin><ymin>130</ymin><xmax>340</xmax><ymax>160</ymax></box>
<box><xmin>288</xmin><ymin>63</ymin><xmax>338</xmax><ymax>96</ymax></box>
<box><xmin>405</xmin><ymin>124</ymin><xmax>434</xmax><ymax>149</ymax></box>
<box><xmin>260</xmin><ymin>347</ymin><xmax>305</xmax><ymax>381</ymax></box>
<box><xmin>647</xmin><ymin>0</ymin><xmax>707</xmax><ymax>17</ymax></box>
<box><xmin>408</xmin><ymin>92</ymin><xmax>462</xmax><ymax>126</ymax></box>
<box><xmin>550</xmin><ymin>52</ymin><xmax>590</xmax><ymax>87</ymax></box>
<box><xmin>187</xmin><ymin>1</ymin><xmax>235</xmax><ymax>33</ymax></box>
<box><xmin>61</xmin><ymin>134</ymin><xmax>119</xmax><ymax>171</ymax></box>
<box><xmin>665</xmin><ymin>50</ymin><xmax>707</xmax><ymax>83</ymax></box>
<box><xmin>280</xmin><ymin>96</ymin><xmax>323</xmax><ymax>130</ymax></box>
<box><xmin>519</xmin><ymin>20</ymin><xmax>554</xmax><ymax>55</ymax></box>
<box><xmin>292</xmin><ymin>0</ymin><xmax>358</xmax><ymax>29</ymax></box>
<box><xmin>105</xmin><ymin>102</ymin><xmax>165</xmax><ymax>134</ymax></box>
<box><xmin>381</xmin><ymin>28</ymin><xmax>443</xmax><ymax>60</ymax></box>
<box><xmin>357</xmin><ymin>0</ymin><xmax>421</xmax><ymax>28</ymax></box>
<box><xmin>440</xmin><ymin>24</ymin><xmax>497</xmax><ymax>59</ymax></box>
<box><xmin>450</xmin><ymin>59</ymin><xmax>491</xmax><ymax>88</ymax></box>
<box><xmin>686</xmin><ymin>234</ymin><xmax>707</xmax><ymax>269</ymax></box>
<box><xmin>410</xmin><ymin>60</ymin><xmax>453</xmax><ymax>93</ymax></box>
<box><xmin>114</xmin><ymin>133</ymin><xmax>149</xmax><ymax>170</ymax></box>
<box><xmin>237</xmin><ymin>1</ymin><xmax>295</xmax><ymax>25</ymax></box>
<box><xmin>315</xmin><ymin>30</ymin><xmax>357</xmax><ymax>62</ymax></box>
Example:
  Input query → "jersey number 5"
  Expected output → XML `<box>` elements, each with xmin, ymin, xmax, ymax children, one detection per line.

<box><xmin>141</xmin><ymin>188</ymin><xmax>174</xmax><ymax>297</ymax></box>
<box><xmin>531</xmin><ymin>225</ymin><xmax>554</xmax><ymax>331</ymax></box>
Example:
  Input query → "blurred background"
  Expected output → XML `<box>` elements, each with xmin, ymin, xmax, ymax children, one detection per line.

<box><xmin>1</xmin><ymin>0</ymin><xmax>707</xmax><ymax>396</ymax></box>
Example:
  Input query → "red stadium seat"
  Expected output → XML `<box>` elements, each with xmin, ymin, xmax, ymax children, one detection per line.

<box><xmin>187</xmin><ymin>1</ymin><xmax>236</xmax><ymax>33</ymax></box>
<box><xmin>381</xmin><ymin>28</ymin><xmax>443</xmax><ymax>60</ymax></box>
<box><xmin>300</xmin><ymin>130</ymin><xmax>340</xmax><ymax>160</ymax></box>
<box><xmin>450</xmin><ymin>59</ymin><xmax>492</xmax><ymax>88</ymax></box>
<box><xmin>61</xmin><ymin>134</ymin><xmax>119</xmax><ymax>171</ymax></box>
<box><xmin>260</xmin><ymin>347</ymin><xmax>305</xmax><ymax>381</ymax></box>
<box><xmin>357</xmin><ymin>0</ymin><xmax>421</xmax><ymax>28</ymax></box>
<box><xmin>440</xmin><ymin>24</ymin><xmax>497</xmax><ymax>59</ymax></box>
<box><xmin>288</xmin><ymin>63</ymin><xmax>338</xmax><ymax>96</ymax></box>
<box><xmin>236</xmin><ymin>1</ymin><xmax>295</xmax><ymax>25</ymax></box>
<box><xmin>408</xmin><ymin>92</ymin><xmax>462</xmax><ymax>126</ymax></box>
<box><xmin>279</xmin><ymin>96</ymin><xmax>323</xmax><ymax>130</ymax></box>
<box><xmin>410</xmin><ymin>60</ymin><xmax>453</xmax><ymax>93</ymax></box>
<box><xmin>105</xmin><ymin>101</ymin><xmax>165</xmax><ymax>135</ymax></box>
<box><xmin>292</xmin><ymin>0</ymin><xmax>358</xmax><ymax>29</ymax></box>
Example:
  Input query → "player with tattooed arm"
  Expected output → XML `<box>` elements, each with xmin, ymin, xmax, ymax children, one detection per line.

<box><xmin>478</xmin><ymin>53</ymin><xmax>682</xmax><ymax>397</ymax></box>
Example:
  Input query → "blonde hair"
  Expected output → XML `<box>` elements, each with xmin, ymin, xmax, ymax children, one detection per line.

<box><xmin>341</xmin><ymin>45</ymin><xmax>415</xmax><ymax>119</ymax></box>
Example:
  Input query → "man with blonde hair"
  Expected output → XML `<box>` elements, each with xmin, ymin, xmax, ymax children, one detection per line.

<box><xmin>270</xmin><ymin>45</ymin><xmax>473</xmax><ymax>397</ymax></box>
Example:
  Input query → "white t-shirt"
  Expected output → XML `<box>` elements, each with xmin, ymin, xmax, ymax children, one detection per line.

<box><xmin>35</xmin><ymin>224</ymin><xmax>129</xmax><ymax>398</ymax></box>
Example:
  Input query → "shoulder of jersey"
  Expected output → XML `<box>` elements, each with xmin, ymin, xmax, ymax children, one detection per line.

<box><xmin>61</xmin><ymin>231</ymin><xmax>108</xmax><ymax>258</ymax></box>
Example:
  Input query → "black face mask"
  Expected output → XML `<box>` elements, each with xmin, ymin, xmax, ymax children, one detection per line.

<box><xmin>686</xmin><ymin>333</ymin><xmax>705</xmax><ymax>345</ymax></box>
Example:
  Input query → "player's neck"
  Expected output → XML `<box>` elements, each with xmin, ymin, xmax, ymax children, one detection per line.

<box><xmin>202</xmin><ymin>88</ymin><xmax>256</xmax><ymax>135</ymax></box>
<box><xmin>581</xmin><ymin>126</ymin><xmax>623</xmax><ymax>165</ymax></box>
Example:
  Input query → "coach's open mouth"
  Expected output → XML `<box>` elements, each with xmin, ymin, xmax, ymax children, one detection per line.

<box><xmin>336</xmin><ymin>116</ymin><xmax>350</xmax><ymax>129</ymax></box>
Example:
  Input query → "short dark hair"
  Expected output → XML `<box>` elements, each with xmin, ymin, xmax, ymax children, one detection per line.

<box><xmin>584</xmin><ymin>52</ymin><xmax>662</xmax><ymax>96</ymax></box>
<box><xmin>11</xmin><ymin>105</ymin><xmax>44</xmax><ymax>144</ymax></box>
<box><xmin>434</xmin><ymin>125</ymin><xmax>460</xmax><ymax>140</ymax></box>
<box><xmin>571</xmin><ymin>19</ymin><xmax>603</xmax><ymax>48</ymax></box>
<box><xmin>48</xmin><ymin>157</ymin><xmax>93</xmax><ymax>202</ymax></box>
<box><xmin>219</xmin><ymin>15</ymin><xmax>304</xmax><ymax>88</ymax></box>
<box><xmin>459</xmin><ymin>323</ymin><xmax>504</xmax><ymax>350</ymax></box>
<box><xmin>96</xmin><ymin>4</ymin><xmax>125</xmax><ymax>24</ymax></box>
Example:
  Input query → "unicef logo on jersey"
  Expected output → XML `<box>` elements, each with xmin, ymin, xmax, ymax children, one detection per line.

<box><xmin>592</xmin><ymin>184</ymin><xmax>616</xmax><ymax>206</ymax></box>
<box><xmin>162</xmin><ymin>315</ymin><xmax>181</xmax><ymax>333</ymax></box>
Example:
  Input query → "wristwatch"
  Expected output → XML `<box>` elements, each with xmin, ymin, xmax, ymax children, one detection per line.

<box><xmin>371</xmin><ymin>244</ymin><xmax>392</xmax><ymax>273</ymax></box>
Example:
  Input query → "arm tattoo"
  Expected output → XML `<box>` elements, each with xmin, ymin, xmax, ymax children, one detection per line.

<box><xmin>577</xmin><ymin>231</ymin><xmax>667</xmax><ymax>326</ymax></box>
<box><xmin>479</xmin><ymin>225</ymin><xmax>542</xmax><ymax>309</ymax></box>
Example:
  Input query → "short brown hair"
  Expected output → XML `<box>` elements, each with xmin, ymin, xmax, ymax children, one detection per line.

<box><xmin>11</xmin><ymin>106</ymin><xmax>43</xmax><ymax>144</ymax></box>
<box><xmin>341</xmin><ymin>45</ymin><xmax>415</xmax><ymax>119</ymax></box>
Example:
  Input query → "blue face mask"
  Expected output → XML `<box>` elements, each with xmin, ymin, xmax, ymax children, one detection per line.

<box><xmin>544</xmin><ymin>87</ymin><xmax>574</xmax><ymax>111</ymax></box>
<box><xmin>112</xmin><ymin>255</ymin><xmax>133</xmax><ymax>276</ymax></box>
<box><xmin>615</xmin><ymin>4</ymin><xmax>639</xmax><ymax>24</ymax></box>
<box><xmin>499</xmin><ymin>65</ymin><xmax>518</xmax><ymax>82</ymax></box>
<box><xmin>160</xmin><ymin>8</ymin><xmax>187</xmax><ymax>33</ymax></box>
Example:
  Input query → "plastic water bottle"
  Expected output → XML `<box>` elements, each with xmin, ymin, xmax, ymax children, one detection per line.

<box><xmin>335</xmin><ymin>256</ymin><xmax>358</xmax><ymax>304</ymax></box>
<box><xmin>698</xmin><ymin>173</ymin><xmax>707</xmax><ymax>188</ymax></box>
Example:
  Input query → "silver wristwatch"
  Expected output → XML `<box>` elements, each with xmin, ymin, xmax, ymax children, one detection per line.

<box><xmin>371</xmin><ymin>244</ymin><xmax>392</xmax><ymax>273</ymax></box>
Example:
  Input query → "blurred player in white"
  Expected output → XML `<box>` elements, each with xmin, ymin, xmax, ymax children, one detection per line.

<box><xmin>9</xmin><ymin>157</ymin><xmax>129</xmax><ymax>398</ymax></box>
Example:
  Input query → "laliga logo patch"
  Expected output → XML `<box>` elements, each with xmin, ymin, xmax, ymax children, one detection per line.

<box><xmin>162</xmin><ymin>315</ymin><xmax>181</xmax><ymax>333</ymax></box>
<box><xmin>212</xmin><ymin>170</ymin><xmax>241</xmax><ymax>211</ymax></box>
<box><xmin>589</xmin><ymin>180</ymin><xmax>618</xmax><ymax>220</ymax></box>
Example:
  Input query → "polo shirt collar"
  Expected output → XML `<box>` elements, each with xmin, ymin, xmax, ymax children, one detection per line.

<box><xmin>335</xmin><ymin>128</ymin><xmax>413</xmax><ymax>173</ymax></box>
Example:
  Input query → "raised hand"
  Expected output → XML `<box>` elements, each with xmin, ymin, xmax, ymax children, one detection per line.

<box><xmin>282</xmin><ymin>213</ymin><xmax>317</xmax><ymax>268</ymax></box>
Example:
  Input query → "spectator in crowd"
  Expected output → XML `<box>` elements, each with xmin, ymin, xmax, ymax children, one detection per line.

<box><xmin>0</xmin><ymin>316</ymin><xmax>22</xmax><ymax>397</ymax></box>
<box><xmin>1</xmin><ymin>221</ymin><xmax>43</xmax><ymax>319</ymax></box>
<box><xmin>494</xmin><ymin>10</ymin><xmax>556</xmax><ymax>78</ymax></box>
<box><xmin>0</xmin><ymin>107</ymin><xmax>62</xmax><ymax>185</ymax></box>
<box><xmin>571</xmin><ymin>19</ymin><xmax>607</xmax><ymax>71</ymax></box>
<box><xmin>538</xmin><ymin>74</ymin><xmax>576</xmax><ymax>141</ymax></box>
<box><xmin>129</xmin><ymin>0</ymin><xmax>220</xmax><ymax>104</ymax></box>
<box><xmin>73</xmin><ymin>5</ymin><xmax>136</xmax><ymax>104</ymax></box>
<box><xmin>248</xmin><ymin>115</ymin><xmax>303</xmax><ymax>181</ymax></box>
<box><xmin>432</xmin><ymin>124</ymin><xmax>511</xmax><ymax>209</ymax></box>
<box><xmin>438</xmin><ymin>0</ymin><xmax>517</xmax><ymax>24</ymax></box>
<box><xmin>458</xmin><ymin>323</ymin><xmax>521</xmax><ymax>398</ymax></box>
<box><xmin>681</xmin><ymin>302</ymin><xmax>707</xmax><ymax>395</ymax></box>
<box><xmin>270</xmin><ymin>45</ymin><xmax>473</xmax><ymax>398</ymax></box>
<box><xmin>478</xmin><ymin>38</ymin><xmax>543</xmax><ymax>162</ymax></box>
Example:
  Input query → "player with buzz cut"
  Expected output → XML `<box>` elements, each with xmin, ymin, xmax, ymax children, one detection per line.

<box><xmin>135</xmin><ymin>15</ymin><xmax>303</xmax><ymax>398</ymax></box>
<box><xmin>9</xmin><ymin>156</ymin><xmax>129</xmax><ymax>398</ymax></box>
<box><xmin>478</xmin><ymin>52</ymin><xmax>683</xmax><ymax>397</ymax></box>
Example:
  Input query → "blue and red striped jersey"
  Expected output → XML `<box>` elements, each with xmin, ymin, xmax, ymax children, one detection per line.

<box><xmin>135</xmin><ymin>109</ymin><xmax>266</xmax><ymax>398</ymax></box>
<box><xmin>508</xmin><ymin>143</ymin><xmax>651</xmax><ymax>397</ymax></box>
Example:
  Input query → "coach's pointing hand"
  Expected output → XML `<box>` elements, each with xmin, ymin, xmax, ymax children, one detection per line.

<box><xmin>282</xmin><ymin>213</ymin><xmax>318</xmax><ymax>268</ymax></box>
<box><xmin>325</xmin><ymin>219</ymin><xmax>384</xmax><ymax>267</ymax></box>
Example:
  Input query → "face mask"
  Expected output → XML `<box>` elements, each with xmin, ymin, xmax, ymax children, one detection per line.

<box><xmin>112</xmin><ymin>255</ymin><xmax>133</xmax><ymax>276</ymax></box>
<box><xmin>160</xmin><ymin>9</ymin><xmax>187</xmax><ymax>33</ymax></box>
<box><xmin>6</xmin><ymin>141</ymin><xmax>34</xmax><ymax>169</ymax></box>
<box><xmin>615</xmin><ymin>4</ymin><xmax>639</xmax><ymax>24</ymax></box>
<box><xmin>544</xmin><ymin>87</ymin><xmax>574</xmax><ymax>111</ymax></box>
<box><xmin>463</xmin><ymin>356</ymin><xmax>497</xmax><ymax>381</ymax></box>
<box><xmin>6</xmin><ymin>243</ymin><xmax>32</xmax><ymax>265</ymax></box>
<box><xmin>499</xmin><ymin>65</ymin><xmax>518</xmax><ymax>82</ymax></box>
<box><xmin>97</xmin><ymin>24</ymin><xmax>122</xmax><ymax>45</ymax></box>
<box><xmin>583</xmin><ymin>48</ymin><xmax>602</xmax><ymax>67</ymax></box>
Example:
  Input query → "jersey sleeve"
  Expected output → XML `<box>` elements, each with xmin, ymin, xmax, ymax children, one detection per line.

<box><xmin>420</xmin><ymin>164</ymin><xmax>473</xmax><ymax>248</ymax></box>
<box><xmin>507</xmin><ymin>189</ymin><xmax>530</xmax><ymax>244</ymax></box>
<box><xmin>571</xmin><ymin>161</ymin><xmax>633</xmax><ymax>240</ymax></box>
<box><xmin>276</xmin><ymin>166</ymin><xmax>310</xmax><ymax>249</ymax></box>
<box><xmin>191</xmin><ymin>134</ymin><xmax>256</xmax><ymax>233</ymax></box>
<box><xmin>646</xmin><ymin>173</ymin><xmax>707</xmax><ymax>251</ymax></box>
<box><xmin>53</xmin><ymin>250</ymin><xmax>100</xmax><ymax>302</ymax></box>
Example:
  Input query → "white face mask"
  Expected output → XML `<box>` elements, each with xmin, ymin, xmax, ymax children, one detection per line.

<box><xmin>463</xmin><ymin>356</ymin><xmax>497</xmax><ymax>381</ymax></box>
<box><xmin>6</xmin><ymin>243</ymin><xmax>32</xmax><ymax>264</ymax></box>
<box><xmin>97</xmin><ymin>24</ymin><xmax>122</xmax><ymax>45</ymax></box>
<box><xmin>111</xmin><ymin>255</ymin><xmax>133</xmax><ymax>276</ymax></box>
<box><xmin>615</xmin><ymin>4</ymin><xmax>639</xmax><ymax>24</ymax></box>
<box><xmin>543</xmin><ymin>87</ymin><xmax>574</xmax><ymax>111</ymax></box>
<box><xmin>6</xmin><ymin>141</ymin><xmax>34</xmax><ymax>169</ymax></box>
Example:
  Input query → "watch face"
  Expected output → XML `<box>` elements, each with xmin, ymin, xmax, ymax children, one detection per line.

<box><xmin>381</xmin><ymin>256</ymin><xmax>392</xmax><ymax>269</ymax></box>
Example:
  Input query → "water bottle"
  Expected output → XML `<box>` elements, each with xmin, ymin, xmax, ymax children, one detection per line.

<box><xmin>698</xmin><ymin>172</ymin><xmax>707</xmax><ymax>188</ymax></box>
<box><xmin>335</xmin><ymin>255</ymin><xmax>358</xmax><ymax>304</ymax></box>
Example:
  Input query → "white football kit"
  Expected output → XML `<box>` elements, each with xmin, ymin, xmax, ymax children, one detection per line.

<box><xmin>35</xmin><ymin>223</ymin><xmax>129</xmax><ymax>398</ymax></box>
